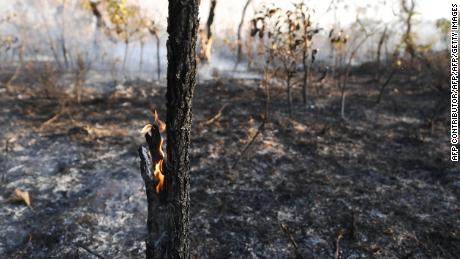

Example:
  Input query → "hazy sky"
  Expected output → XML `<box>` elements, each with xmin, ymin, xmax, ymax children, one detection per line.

<box><xmin>0</xmin><ymin>0</ymin><xmax>449</xmax><ymax>56</ymax></box>
<box><xmin>0</xmin><ymin>0</ymin><xmax>450</xmax><ymax>30</ymax></box>
<box><xmin>140</xmin><ymin>0</ymin><xmax>450</xmax><ymax>30</ymax></box>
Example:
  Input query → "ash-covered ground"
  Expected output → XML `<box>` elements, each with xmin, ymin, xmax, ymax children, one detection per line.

<box><xmin>0</xmin><ymin>66</ymin><xmax>458</xmax><ymax>258</ymax></box>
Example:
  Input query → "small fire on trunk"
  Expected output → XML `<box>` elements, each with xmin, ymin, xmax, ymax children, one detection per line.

<box><xmin>140</xmin><ymin>110</ymin><xmax>166</xmax><ymax>193</ymax></box>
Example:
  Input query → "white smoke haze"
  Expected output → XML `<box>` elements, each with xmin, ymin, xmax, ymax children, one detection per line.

<box><xmin>0</xmin><ymin>0</ymin><xmax>449</xmax><ymax>82</ymax></box>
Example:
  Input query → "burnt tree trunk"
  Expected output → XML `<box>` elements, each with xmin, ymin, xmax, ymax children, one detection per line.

<box><xmin>206</xmin><ymin>0</ymin><xmax>217</xmax><ymax>61</ymax></box>
<box><xmin>206</xmin><ymin>0</ymin><xmax>217</xmax><ymax>42</ymax></box>
<box><xmin>139</xmin><ymin>0</ymin><xmax>198</xmax><ymax>258</ymax></box>
<box><xmin>165</xmin><ymin>0</ymin><xmax>199</xmax><ymax>257</ymax></box>
<box><xmin>139</xmin><ymin>124</ymin><xmax>168</xmax><ymax>259</ymax></box>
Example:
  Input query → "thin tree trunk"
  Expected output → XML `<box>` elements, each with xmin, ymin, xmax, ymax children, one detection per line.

<box><xmin>140</xmin><ymin>40</ymin><xmax>144</xmax><ymax>72</ymax></box>
<box><xmin>60</xmin><ymin>35</ymin><xmax>69</xmax><ymax>69</ymax></box>
<box><xmin>90</xmin><ymin>0</ymin><xmax>103</xmax><ymax>64</ymax></box>
<box><xmin>234</xmin><ymin>0</ymin><xmax>252</xmax><ymax>70</ymax></box>
<box><xmin>154</xmin><ymin>33</ymin><xmax>161</xmax><ymax>81</ymax></box>
<box><xmin>340</xmin><ymin>89</ymin><xmax>346</xmax><ymax>120</ymax></box>
<box><xmin>164</xmin><ymin>0</ymin><xmax>199</xmax><ymax>257</ymax></box>
<box><xmin>375</xmin><ymin>26</ymin><xmax>387</xmax><ymax>80</ymax></box>
<box><xmin>140</xmin><ymin>1</ymin><xmax>198</xmax><ymax>257</ymax></box>
<box><xmin>302</xmin><ymin>49</ymin><xmax>309</xmax><ymax>107</ymax></box>
<box><xmin>59</xmin><ymin>0</ymin><xmax>69</xmax><ymax>69</ymax></box>
<box><xmin>401</xmin><ymin>0</ymin><xmax>416</xmax><ymax>61</ymax></box>
<box><xmin>376</xmin><ymin>69</ymin><xmax>395</xmax><ymax>104</ymax></box>
<box><xmin>202</xmin><ymin>0</ymin><xmax>217</xmax><ymax>63</ymax></box>
<box><xmin>331</xmin><ymin>48</ymin><xmax>336</xmax><ymax>79</ymax></box>
<box><xmin>287</xmin><ymin>74</ymin><xmax>293</xmax><ymax>118</ymax></box>
<box><xmin>123</xmin><ymin>40</ymin><xmax>129</xmax><ymax>72</ymax></box>
<box><xmin>39</xmin><ymin>1</ymin><xmax>61</xmax><ymax>67</ymax></box>
<box><xmin>263</xmin><ymin>50</ymin><xmax>272</xmax><ymax>121</ymax></box>
<box><xmin>340</xmin><ymin>77</ymin><xmax>347</xmax><ymax>120</ymax></box>
<box><xmin>206</xmin><ymin>0</ymin><xmax>217</xmax><ymax>41</ymax></box>
<box><xmin>246</xmin><ymin>35</ymin><xmax>254</xmax><ymax>69</ymax></box>
<box><xmin>376</xmin><ymin>26</ymin><xmax>387</xmax><ymax>67</ymax></box>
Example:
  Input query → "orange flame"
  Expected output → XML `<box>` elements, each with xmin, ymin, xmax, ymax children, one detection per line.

<box><xmin>141</xmin><ymin>110</ymin><xmax>166</xmax><ymax>193</ymax></box>
<box><xmin>153</xmin><ymin>110</ymin><xmax>166</xmax><ymax>131</ymax></box>
<box><xmin>154</xmin><ymin>137</ymin><xmax>165</xmax><ymax>193</ymax></box>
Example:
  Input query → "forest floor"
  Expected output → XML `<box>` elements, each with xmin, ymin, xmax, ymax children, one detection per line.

<box><xmin>0</xmin><ymin>65</ymin><xmax>458</xmax><ymax>258</ymax></box>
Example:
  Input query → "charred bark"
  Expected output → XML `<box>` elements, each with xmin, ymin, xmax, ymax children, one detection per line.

<box><xmin>139</xmin><ymin>0</ymin><xmax>198</xmax><ymax>257</ymax></box>
<box><xmin>206</xmin><ymin>0</ymin><xmax>217</xmax><ymax>41</ymax></box>
<box><xmin>139</xmin><ymin>124</ymin><xmax>168</xmax><ymax>259</ymax></box>
<box><xmin>165</xmin><ymin>0</ymin><xmax>199</xmax><ymax>258</ymax></box>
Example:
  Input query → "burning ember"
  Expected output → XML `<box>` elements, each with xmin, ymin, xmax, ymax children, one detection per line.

<box><xmin>140</xmin><ymin>111</ymin><xmax>166</xmax><ymax>193</ymax></box>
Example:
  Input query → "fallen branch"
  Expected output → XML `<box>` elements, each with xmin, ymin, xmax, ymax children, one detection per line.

<box><xmin>202</xmin><ymin>103</ymin><xmax>229</xmax><ymax>126</ymax></box>
<box><xmin>76</xmin><ymin>244</ymin><xmax>107</xmax><ymax>259</ymax></box>
<box><xmin>335</xmin><ymin>231</ymin><xmax>344</xmax><ymax>259</ymax></box>
<box><xmin>231</xmin><ymin>116</ymin><xmax>266</xmax><ymax>169</ymax></box>
<box><xmin>280</xmin><ymin>223</ymin><xmax>302</xmax><ymax>258</ymax></box>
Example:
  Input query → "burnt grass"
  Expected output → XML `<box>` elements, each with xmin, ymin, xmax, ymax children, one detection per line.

<box><xmin>0</xmin><ymin>68</ymin><xmax>458</xmax><ymax>258</ymax></box>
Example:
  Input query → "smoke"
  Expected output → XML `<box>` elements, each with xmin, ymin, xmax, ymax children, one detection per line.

<box><xmin>0</xmin><ymin>0</ymin><xmax>449</xmax><ymax>82</ymax></box>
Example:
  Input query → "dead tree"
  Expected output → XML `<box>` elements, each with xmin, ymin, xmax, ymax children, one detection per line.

<box><xmin>139</xmin><ymin>120</ymin><xmax>168</xmax><ymax>258</ymax></box>
<box><xmin>139</xmin><ymin>0</ymin><xmax>199</xmax><ymax>258</ymax></box>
